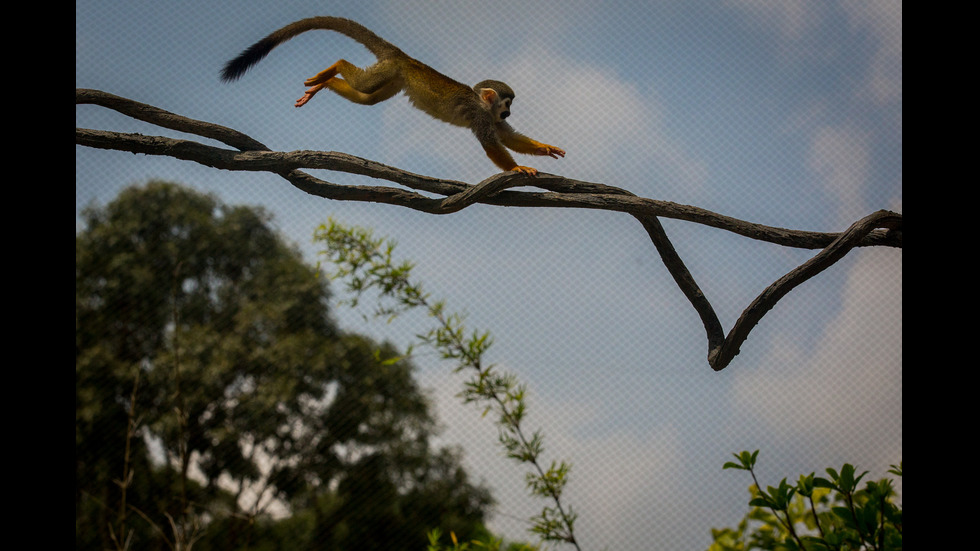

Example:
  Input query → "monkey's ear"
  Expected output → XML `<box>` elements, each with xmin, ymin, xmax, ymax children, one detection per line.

<box><xmin>478</xmin><ymin>88</ymin><xmax>498</xmax><ymax>107</ymax></box>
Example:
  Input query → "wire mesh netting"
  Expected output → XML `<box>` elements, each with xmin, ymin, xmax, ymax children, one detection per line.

<box><xmin>76</xmin><ymin>3</ymin><xmax>901</xmax><ymax>549</ymax></box>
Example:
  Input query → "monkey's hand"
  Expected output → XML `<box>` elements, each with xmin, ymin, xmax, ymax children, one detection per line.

<box><xmin>537</xmin><ymin>144</ymin><xmax>566</xmax><ymax>159</ymax></box>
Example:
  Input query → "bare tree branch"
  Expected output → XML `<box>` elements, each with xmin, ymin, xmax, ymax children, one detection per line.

<box><xmin>76</xmin><ymin>88</ymin><xmax>902</xmax><ymax>370</ymax></box>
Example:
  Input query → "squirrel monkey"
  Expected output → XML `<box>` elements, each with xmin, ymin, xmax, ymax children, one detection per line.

<box><xmin>221</xmin><ymin>16</ymin><xmax>565</xmax><ymax>176</ymax></box>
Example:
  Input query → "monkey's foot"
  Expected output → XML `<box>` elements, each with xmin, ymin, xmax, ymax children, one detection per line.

<box><xmin>304</xmin><ymin>65</ymin><xmax>340</xmax><ymax>87</ymax></box>
<box><xmin>295</xmin><ymin>84</ymin><xmax>324</xmax><ymax>108</ymax></box>
<box><xmin>513</xmin><ymin>166</ymin><xmax>539</xmax><ymax>176</ymax></box>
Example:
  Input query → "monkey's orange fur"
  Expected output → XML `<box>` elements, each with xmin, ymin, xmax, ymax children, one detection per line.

<box><xmin>222</xmin><ymin>16</ymin><xmax>564</xmax><ymax>175</ymax></box>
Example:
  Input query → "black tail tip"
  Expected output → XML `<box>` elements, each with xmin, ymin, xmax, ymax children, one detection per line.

<box><xmin>220</xmin><ymin>58</ymin><xmax>248</xmax><ymax>81</ymax></box>
<box><xmin>220</xmin><ymin>40</ymin><xmax>275</xmax><ymax>81</ymax></box>
<box><xmin>221</xmin><ymin>52</ymin><xmax>256</xmax><ymax>82</ymax></box>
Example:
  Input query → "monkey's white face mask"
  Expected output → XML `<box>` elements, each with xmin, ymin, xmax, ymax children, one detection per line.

<box><xmin>479</xmin><ymin>88</ymin><xmax>512</xmax><ymax>123</ymax></box>
<box><xmin>495</xmin><ymin>97</ymin><xmax>512</xmax><ymax>122</ymax></box>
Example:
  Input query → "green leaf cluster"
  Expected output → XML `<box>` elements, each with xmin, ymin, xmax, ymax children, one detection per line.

<box><xmin>712</xmin><ymin>452</ymin><xmax>902</xmax><ymax>551</ymax></box>
<box><xmin>426</xmin><ymin>526</ymin><xmax>540</xmax><ymax>551</ymax></box>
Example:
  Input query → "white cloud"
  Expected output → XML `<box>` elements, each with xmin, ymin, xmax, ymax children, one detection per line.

<box><xmin>419</xmin><ymin>365</ymin><xmax>684</xmax><ymax>548</ymax></box>
<box><xmin>807</xmin><ymin>125</ymin><xmax>871</xmax><ymax>228</ymax></box>
<box><xmin>724</xmin><ymin>0</ymin><xmax>823</xmax><ymax>39</ymax></box>
<box><xmin>725</xmin><ymin>0</ymin><xmax>901</xmax><ymax>108</ymax></box>
<box><xmin>840</xmin><ymin>0</ymin><xmax>903</xmax><ymax>105</ymax></box>
<box><xmin>563</xmin><ymin>425</ymin><xmax>683</xmax><ymax>549</ymax></box>
<box><xmin>504</xmin><ymin>51</ymin><xmax>709</xmax><ymax>192</ymax></box>
<box><xmin>732</xmin><ymin>248</ymin><xmax>901</xmax><ymax>461</ymax></box>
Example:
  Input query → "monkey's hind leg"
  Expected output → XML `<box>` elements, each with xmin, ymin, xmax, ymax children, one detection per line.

<box><xmin>297</xmin><ymin>59</ymin><xmax>403</xmax><ymax>107</ymax></box>
<box><xmin>323</xmin><ymin>78</ymin><xmax>403</xmax><ymax>106</ymax></box>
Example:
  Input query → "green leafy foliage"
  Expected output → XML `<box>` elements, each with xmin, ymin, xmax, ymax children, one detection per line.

<box><xmin>710</xmin><ymin>452</ymin><xmax>902</xmax><ymax>551</ymax></box>
<box><xmin>426</xmin><ymin>527</ymin><xmax>541</xmax><ymax>551</ymax></box>
<box><xmin>76</xmin><ymin>183</ymin><xmax>493</xmax><ymax>550</ymax></box>
<box><xmin>315</xmin><ymin>219</ymin><xmax>579</xmax><ymax>549</ymax></box>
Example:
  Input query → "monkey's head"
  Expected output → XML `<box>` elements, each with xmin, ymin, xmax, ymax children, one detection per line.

<box><xmin>474</xmin><ymin>80</ymin><xmax>515</xmax><ymax>122</ymax></box>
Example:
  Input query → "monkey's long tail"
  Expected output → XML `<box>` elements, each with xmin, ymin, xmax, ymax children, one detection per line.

<box><xmin>221</xmin><ymin>16</ymin><xmax>403</xmax><ymax>81</ymax></box>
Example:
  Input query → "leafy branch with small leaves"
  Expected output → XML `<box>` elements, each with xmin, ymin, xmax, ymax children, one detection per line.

<box><xmin>425</xmin><ymin>527</ymin><xmax>539</xmax><ymax>551</ymax></box>
<box><xmin>315</xmin><ymin>219</ymin><xmax>580</xmax><ymax>549</ymax></box>
<box><xmin>712</xmin><ymin>451</ymin><xmax>902</xmax><ymax>551</ymax></box>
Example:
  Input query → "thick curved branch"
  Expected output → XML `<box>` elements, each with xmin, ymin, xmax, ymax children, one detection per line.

<box><xmin>708</xmin><ymin>209</ymin><xmax>902</xmax><ymax>369</ymax></box>
<box><xmin>76</xmin><ymin>89</ymin><xmax>902</xmax><ymax>371</ymax></box>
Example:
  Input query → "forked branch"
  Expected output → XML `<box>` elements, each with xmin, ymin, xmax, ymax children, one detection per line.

<box><xmin>75</xmin><ymin>88</ymin><xmax>902</xmax><ymax>370</ymax></box>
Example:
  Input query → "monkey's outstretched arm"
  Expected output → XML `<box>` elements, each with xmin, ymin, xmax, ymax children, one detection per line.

<box><xmin>498</xmin><ymin>123</ymin><xmax>566</xmax><ymax>163</ymax></box>
<box><xmin>507</xmin><ymin>136</ymin><xmax>566</xmax><ymax>159</ymax></box>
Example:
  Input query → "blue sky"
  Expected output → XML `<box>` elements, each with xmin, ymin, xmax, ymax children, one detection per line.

<box><xmin>76</xmin><ymin>1</ymin><xmax>902</xmax><ymax>548</ymax></box>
